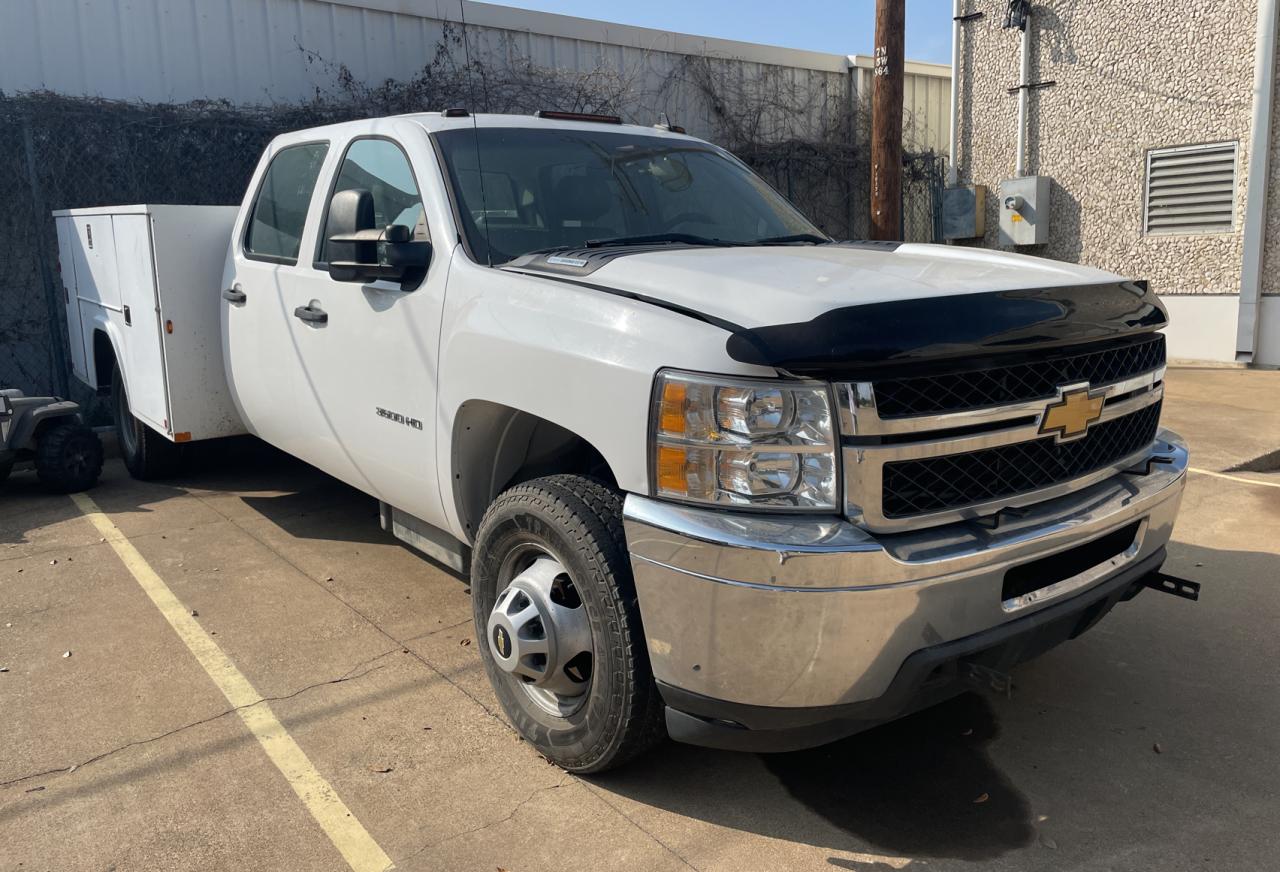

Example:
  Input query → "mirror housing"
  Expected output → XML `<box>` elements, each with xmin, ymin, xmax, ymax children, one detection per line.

<box><xmin>326</xmin><ymin>188</ymin><xmax>431</xmax><ymax>287</ymax></box>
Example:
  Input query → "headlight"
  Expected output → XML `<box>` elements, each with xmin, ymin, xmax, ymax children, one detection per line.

<box><xmin>650</xmin><ymin>370</ymin><xmax>838</xmax><ymax>510</ymax></box>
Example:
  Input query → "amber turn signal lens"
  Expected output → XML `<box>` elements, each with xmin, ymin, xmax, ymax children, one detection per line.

<box><xmin>656</xmin><ymin>445</ymin><xmax>688</xmax><ymax>494</ymax></box>
<box><xmin>659</xmin><ymin>380</ymin><xmax>687</xmax><ymax>436</ymax></box>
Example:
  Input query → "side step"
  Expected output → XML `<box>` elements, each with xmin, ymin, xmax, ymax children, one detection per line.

<box><xmin>379</xmin><ymin>502</ymin><xmax>471</xmax><ymax>575</ymax></box>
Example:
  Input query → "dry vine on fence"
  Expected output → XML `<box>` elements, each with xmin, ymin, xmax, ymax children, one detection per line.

<box><xmin>0</xmin><ymin>31</ymin><xmax>941</xmax><ymax>402</ymax></box>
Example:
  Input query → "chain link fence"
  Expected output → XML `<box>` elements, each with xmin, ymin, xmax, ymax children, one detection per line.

<box><xmin>903</xmin><ymin>153</ymin><xmax>947</xmax><ymax>244</ymax></box>
<box><xmin>0</xmin><ymin>93</ymin><xmax>340</xmax><ymax>407</ymax></box>
<box><xmin>0</xmin><ymin>90</ymin><xmax>944</xmax><ymax>406</ymax></box>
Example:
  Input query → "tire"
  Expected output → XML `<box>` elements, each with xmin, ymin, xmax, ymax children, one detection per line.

<box><xmin>112</xmin><ymin>365</ymin><xmax>182</xmax><ymax>480</ymax></box>
<box><xmin>471</xmin><ymin>474</ymin><xmax>665</xmax><ymax>773</ymax></box>
<box><xmin>35</xmin><ymin>421</ymin><xmax>104</xmax><ymax>493</ymax></box>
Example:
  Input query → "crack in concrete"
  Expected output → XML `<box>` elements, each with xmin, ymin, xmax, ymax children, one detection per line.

<box><xmin>164</xmin><ymin>485</ymin><xmax>696</xmax><ymax>870</ymax></box>
<box><xmin>389</xmin><ymin>776</ymin><xmax>574</xmax><ymax>870</ymax></box>
<box><xmin>400</xmin><ymin>617</ymin><xmax>472</xmax><ymax>644</ymax></box>
<box><xmin>0</xmin><ymin>538</ymin><xmax>113</xmax><ymax>564</ymax></box>
<box><xmin>580</xmin><ymin>781</ymin><xmax>701</xmax><ymax>871</ymax></box>
<box><xmin>184</xmin><ymin>491</ymin><xmax>511</xmax><ymax>732</ymax></box>
<box><xmin>0</xmin><ymin>658</ymin><xmax>395</xmax><ymax>792</ymax></box>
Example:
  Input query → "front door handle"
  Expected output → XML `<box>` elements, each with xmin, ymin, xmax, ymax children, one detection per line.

<box><xmin>293</xmin><ymin>304</ymin><xmax>328</xmax><ymax>325</ymax></box>
<box><xmin>223</xmin><ymin>286</ymin><xmax>247</xmax><ymax>304</ymax></box>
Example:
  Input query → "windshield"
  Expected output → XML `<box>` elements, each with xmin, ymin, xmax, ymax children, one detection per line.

<box><xmin>434</xmin><ymin>127</ymin><xmax>825</xmax><ymax>265</ymax></box>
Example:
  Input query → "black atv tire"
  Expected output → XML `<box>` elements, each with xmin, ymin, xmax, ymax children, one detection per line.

<box><xmin>35</xmin><ymin>421</ymin><xmax>104</xmax><ymax>493</ymax></box>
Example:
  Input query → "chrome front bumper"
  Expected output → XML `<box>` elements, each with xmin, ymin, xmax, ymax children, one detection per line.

<box><xmin>622</xmin><ymin>428</ymin><xmax>1187</xmax><ymax>712</ymax></box>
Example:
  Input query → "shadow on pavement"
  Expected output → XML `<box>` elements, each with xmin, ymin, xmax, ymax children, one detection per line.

<box><xmin>762</xmin><ymin>693</ymin><xmax>1033</xmax><ymax>861</ymax></box>
<box><xmin>0</xmin><ymin>461</ymin><xmax>187</xmax><ymax>547</ymax></box>
<box><xmin>596</xmin><ymin>693</ymin><xmax>1033</xmax><ymax>863</ymax></box>
<box><xmin>164</xmin><ymin>436</ymin><xmax>390</xmax><ymax>546</ymax></box>
<box><xmin>598</xmin><ymin>539</ymin><xmax>1280</xmax><ymax>866</ymax></box>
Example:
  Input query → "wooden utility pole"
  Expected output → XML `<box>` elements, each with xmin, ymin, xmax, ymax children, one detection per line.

<box><xmin>870</xmin><ymin>0</ymin><xmax>905</xmax><ymax>240</ymax></box>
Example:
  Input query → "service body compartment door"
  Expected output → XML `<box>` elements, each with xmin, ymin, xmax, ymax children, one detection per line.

<box><xmin>112</xmin><ymin>214</ymin><xmax>171</xmax><ymax>434</ymax></box>
<box><xmin>67</xmin><ymin>214</ymin><xmax>120</xmax><ymax>309</ymax></box>
<box><xmin>150</xmin><ymin>205</ymin><xmax>244</xmax><ymax>440</ymax></box>
<box><xmin>53</xmin><ymin>216</ymin><xmax>88</xmax><ymax>382</ymax></box>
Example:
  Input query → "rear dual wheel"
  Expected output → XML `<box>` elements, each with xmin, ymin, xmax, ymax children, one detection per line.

<box><xmin>471</xmin><ymin>475</ymin><xmax>665</xmax><ymax>773</ymax></box>
<box><xmin>112</xmin><ymin>366</ymin><xmax>182</xmax><ymax>480</ymax></box>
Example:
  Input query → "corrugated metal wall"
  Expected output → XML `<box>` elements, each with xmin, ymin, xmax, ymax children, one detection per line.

<box><xmin>0</xmin><ymin>0</ymin><xmax>951</xmax><ymax>151</ymax></box>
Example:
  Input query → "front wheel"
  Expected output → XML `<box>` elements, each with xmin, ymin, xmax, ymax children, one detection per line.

<box><xmin>112</xmin><ymin>365</ymin><xmax>182</xmax><ymax>480</ymax></box>
<box><xmin>471</xmin><ymin>475</ymin><xmax>665</xmax><ymax>773</ymax></box>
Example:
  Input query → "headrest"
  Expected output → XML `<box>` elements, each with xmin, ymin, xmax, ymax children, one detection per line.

<box><xmin>552</xmin><ymin>173</ymin><xmax>614</xmax><ymax>222</ymax></box>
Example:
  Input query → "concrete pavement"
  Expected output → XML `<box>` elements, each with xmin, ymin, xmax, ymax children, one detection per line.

<box><xmin>2</xmin><ymin>367</ymin><xmax>1278</xmax><ymax>871</ymax></box>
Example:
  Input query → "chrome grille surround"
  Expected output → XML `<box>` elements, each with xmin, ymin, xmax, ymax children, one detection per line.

<box><xmin>839</xmin><ymin>364</ymin><xmax>1166</xmax><ymax>533</ymax></box>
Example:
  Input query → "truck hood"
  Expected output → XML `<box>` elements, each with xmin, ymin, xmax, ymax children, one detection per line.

<box><xmin>585</xmin><ymin>243</ymin><xmax>1122</xmax><ymax>328</ymax></box>
<box><xmin>506</xmin><ymin>243</ymin><xmax>1168</xmax><ymax>374</ymax></box>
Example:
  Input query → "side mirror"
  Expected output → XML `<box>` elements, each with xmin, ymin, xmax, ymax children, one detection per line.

<box><xmin>326</xmin><ymin>189</ymin><xmax>431</xmax><ymax>287</ymax></box>
<box><xmin>326</xmin><ymin>189</ymin><xmax>377</xmax><ymax>281</ymax></box>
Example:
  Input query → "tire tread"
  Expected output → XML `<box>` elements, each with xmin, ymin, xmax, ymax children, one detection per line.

<box><xmin>474</xmin><ymin>474</ymin><xmax>665</xmax><ymax>772</ymax></box>
<box><xmin>34</xmin><ymin>421</ymin><xmax>104</xmax><ymax>493</ymax></box>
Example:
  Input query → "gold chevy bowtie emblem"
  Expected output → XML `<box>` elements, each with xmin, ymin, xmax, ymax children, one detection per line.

<box><xmin>1039</xmin><ymin>385</ymin><xmax>1106</xmax><ymax>442</ymax></box>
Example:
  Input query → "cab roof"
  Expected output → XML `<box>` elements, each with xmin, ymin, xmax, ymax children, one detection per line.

<box><xmin>271</xmin><ymin>111</ymin><xmax>702</xmax><ymax>145</ymax></box>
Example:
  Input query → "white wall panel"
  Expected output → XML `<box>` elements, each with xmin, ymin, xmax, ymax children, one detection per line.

<box><xmin>1</xmin><ymin>0</ymin><xmax>951</xmax><ymax>152</ymax></box>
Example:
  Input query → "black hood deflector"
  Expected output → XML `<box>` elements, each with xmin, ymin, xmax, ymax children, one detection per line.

<box><xmin>724</xmin><ymin>281</ymin><xmax>1167</xmax><ymax>377</ymax></box>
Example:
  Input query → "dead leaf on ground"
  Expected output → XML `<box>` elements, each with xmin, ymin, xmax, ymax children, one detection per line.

<box><xmin>1153</xmin><ymin>742</ymin><xmax>1163</xmax><ymax>754</ymax></box>
<box><xmin>973</xmin><ymin>793</ymin><xmax>989</xmax><ymax>804</ymax></box>
<box><xmin>368</xmin><ymin>765</ymin><xmax>393</xmax><ymax>774</ymax></box>
<box><xmin>459</xmin><ymin>638</ymin><xmax>472</xmax><ymax>646</ymax></box>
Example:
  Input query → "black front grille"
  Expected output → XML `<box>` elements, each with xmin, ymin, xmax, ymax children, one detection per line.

<box><xmin>873</xmin><ymin>335</ymin><xmax>1166</xmax><ymax>419</ymax></box>
<box><xmin>882</xmin><ymin>401</ymin><xmax>1162</xmax><ymax>519</ymax></box>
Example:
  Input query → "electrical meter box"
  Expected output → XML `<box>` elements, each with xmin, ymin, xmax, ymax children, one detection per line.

<box><xmin>999</xmin><ymin>175</ymin><xmax>1051</xmax><ymax>246</ymax></box>
<box><xmin>942</xmin><ymin>185</ymin><xmax>986</xmax><ymax>240</ymax></box>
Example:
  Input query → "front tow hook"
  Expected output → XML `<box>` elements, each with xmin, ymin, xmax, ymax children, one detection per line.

<box><xmin>1143</xmin><ymin>572</ymin><xmax>1201</xmax><ymax>602</ymax></box>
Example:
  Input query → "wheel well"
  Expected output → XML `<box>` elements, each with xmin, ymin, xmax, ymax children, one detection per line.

<box><xmin>92</xmin><ymin>330</ymin><xmax>117</xmax><ymax>393</ymax></box>
<box><xmin>452</xmin><ymin>401</ymin><xmax>616</xmax><ymax>541</ymax></box>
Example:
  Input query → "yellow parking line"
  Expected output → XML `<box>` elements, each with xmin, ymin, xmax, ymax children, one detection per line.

<box><xmin>70</xmin><ymin>492</ymin><xmax>394</xmax><ymax>872</ymax></box>
<box><xmin>1189</xmin><ymin>466</ymin><xmax>1280</xmax><ymax>489</ymax></box>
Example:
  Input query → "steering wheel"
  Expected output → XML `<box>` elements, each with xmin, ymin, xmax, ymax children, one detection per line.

<box><xmin>667</xmin><ymin>211</ymin><xmax>714</xmax><ymax>228</ymax></box>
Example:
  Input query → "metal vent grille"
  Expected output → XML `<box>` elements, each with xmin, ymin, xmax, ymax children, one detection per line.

<box><xmin>881</xmin><ymin>401</ymin><xmax>1163</xmax><ymax>519</ymax></box>
<box><xmin>873</xmin><ymin>334</ymin><xmax>1165</xmax><ymax>419</ymax></box>
<box><xmin>1144</xmin><ymin>142</ymin><xmax>1238</xmax><ymax>235</ymax></box>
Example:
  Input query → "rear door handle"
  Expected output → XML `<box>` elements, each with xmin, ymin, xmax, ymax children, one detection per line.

<box><xmin>223</xmin><ymin>287</ymin><xmax>247</xmax><ymax>304</ymax></box>
<box><xmin>293</xmin><ymin>304</ymin><xmax>328</xmax><ymax>324</ymax></box>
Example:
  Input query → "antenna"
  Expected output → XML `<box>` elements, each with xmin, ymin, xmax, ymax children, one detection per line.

<box><xmin>457</xmin><ymin>1</ymin><xmax>493</xmax><ymax>265</ymax></box>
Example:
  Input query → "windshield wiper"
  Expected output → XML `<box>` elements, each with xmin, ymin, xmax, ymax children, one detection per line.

<box><xmin>751</xmin><ymin>233</ymin><xmax>831</xmax><ymax>245</ymax></box>
<box><xmin>583</xmin><ymin>232</ymin><xmax>741</xmax><ymax>248</ymax></box>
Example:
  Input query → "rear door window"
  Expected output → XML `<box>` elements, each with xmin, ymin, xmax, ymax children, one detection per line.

<box><xmin>244</xmin><ymin>142</ymin><xmax>329</xmax><ymax>263</ymax></box>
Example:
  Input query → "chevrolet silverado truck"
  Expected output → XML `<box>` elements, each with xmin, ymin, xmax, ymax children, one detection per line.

<box><xmin>55</xmin><ymin>111</ymin><xmax>1192</xmax><ymax>773</ymax></box>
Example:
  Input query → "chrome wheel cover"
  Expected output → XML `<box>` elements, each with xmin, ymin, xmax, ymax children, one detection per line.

<box><xmin>487</xmin><ymin>545</ymin><xmax>594</xmax><ymax>718</ymax></box>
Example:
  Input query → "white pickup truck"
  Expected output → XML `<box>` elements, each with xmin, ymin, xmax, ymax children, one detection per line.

<box><xmin>55</xmin><ymin>111</ymin><xmax>1191</xmax><ymax>773</ymax></box>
